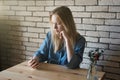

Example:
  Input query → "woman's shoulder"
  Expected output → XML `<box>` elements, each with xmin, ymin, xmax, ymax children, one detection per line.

<box><xmin>76</xmin><ymin>33</ymin><xmax>86</xmax><ymax>42</ymax></box>
<box><xmin>44</xmin><ymin>31</ymin><xmax>52</xmax><ymax>42</ymax></box>
<box><xmin>46</xmin><ymin>31</ymin><xmax>52</xmax><ymax>38</ymax></box>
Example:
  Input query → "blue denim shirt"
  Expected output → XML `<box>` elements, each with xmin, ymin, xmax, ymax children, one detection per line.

<box><xmin>34</xmin><ymin>32</ymin><xmax>86</xmax><ymax>69</ymax></box>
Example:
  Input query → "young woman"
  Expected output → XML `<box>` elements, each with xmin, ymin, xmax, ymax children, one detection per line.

<box><xmin>28</xmin><ymin>6</ymin><xmax>86</xmax><ymax>69</ymax></box>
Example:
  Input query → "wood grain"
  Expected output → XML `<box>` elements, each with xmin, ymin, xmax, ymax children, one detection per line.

<box><xmin>0</xmin><ymin>61</ymin><xmax>105</xmax><ymax>80</ymax></box>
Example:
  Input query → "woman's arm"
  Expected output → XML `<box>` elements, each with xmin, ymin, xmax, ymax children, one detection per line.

<box><xmin>28</xmin><ymin>32</ymin><xmax>51</xmax><ymax>68</ymax></box>
<box><xmin>66</xmin><ymin>35</ymin><xmax>86</xmax><ymax>69</ymax></box>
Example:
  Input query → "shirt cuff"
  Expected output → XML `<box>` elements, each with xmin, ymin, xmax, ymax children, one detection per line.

<box><xmin>66</xmin><ymin>54</ymin><xmax>81</xmax><ymax>69</ymax></box>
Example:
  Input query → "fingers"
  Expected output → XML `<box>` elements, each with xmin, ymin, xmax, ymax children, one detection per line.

<box><xmin>31</xmin><ymin>61</ymin><xmax>39</xmax><ymax>68</ymax></box>
<box><xmin>60</xmin><ymin>31</ymin><xmax>68</xmax><ymax>41</ymax></box>
<box><xmin>28</xmin><ymin>58</ymin><xmax>39</xmax><ymax>68</ymax></box>
<box><xmin>59</xmin><ymin>32</ymin><xmax>63</xmax><ymax>39</ymax></box>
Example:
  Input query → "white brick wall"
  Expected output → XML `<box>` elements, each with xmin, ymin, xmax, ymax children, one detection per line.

<box><xmin>92</xmin><ymin>13</ymin><xmax>115</xmax><ymax>19</ymax></box>
<box><xmin>83</xmin><ymin>18</ymin><xmax>104</xmax><ymax>24</ymax></box>
<box><xmin>99</xmin><ymin>0</ymin><xmax>120</xmax><ymax>5</ymax></box>
<box><xmin>86</xmin><ymin>6</ymin><xmax>108</xmax><ymax>12</ymax></box>
<box><xmin>0</xmin><ymin>0</ymin><xmax>120</xmax><ymax>79</ymax></box>
<box><xmin>36</xmin><ymin>1</ymin><xmax>54</xmax><ymax>6</ymax></box>
<box><xmin>18</xmin><ymin>1</ymin><xmax>35</xmax><ymax>6</ymax></box>
<box><xmin>75</xmin><ymin>0</ymin><xmax>97</xmax><ymax>5</ymax></box>
<box><xmin>55</xmin><ymin>1</ymin><xmax>74</xmax><ymax>5</ymax></box>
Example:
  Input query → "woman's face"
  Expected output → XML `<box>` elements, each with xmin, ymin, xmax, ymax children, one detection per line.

<box><xmin>51</xmin><ymin>14</ymin><xmax>64</xmax><ymax>35</ymax></box>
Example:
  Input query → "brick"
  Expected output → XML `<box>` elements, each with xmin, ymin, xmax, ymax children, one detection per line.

<box><xmin>37</xmin><ymin>23</ymin><xmax>50</xmax><ymax>28</ymax></box>
<box><xmin>26</xmin><ymin>56</ymin><xmax>33</xmax><ymax>60</ymax></box>
<box><xmin>5</xmin><ymin>21</ymin><xmax>20</xmax><ymax>25</ymax></box>
<box><xmin>86</xmin><ymin>6</ymin><xmax>108</xmax><ymax>12</ymax></box>
<box><xmin>7</xmin><ymin>53</ymin><xmax>25</xmax><ymax>60</ymax></box>
<box><xmin>28</xmin><ymin>27</ymin><xmax>44</xmax><ymax>33</ymax></box>
<box><xmin>104</xmin><ymin>55</ymin><xmax>120</xmax><ymax>62</ymax></box>
<box><xmin>20</xmin><ymin>21</ymin><xmax>36</xmax><ymax>27</ymax></box>
<box><xmin>23</xmin><ymin>42</ymin><xmax>39</xmax><ymax>47</ymax></box>
<box><xmin>98</xmin><ymin>61</ymin><xmax>119</xmax><ymax>67</ymax></box>
<box><xmin>45</xmin><ymin>6</ymin><xmax>57</xmax><ymax>11</ymax></box>
<box><xmin>18</xmin><ymin>1</ymin><xmax>35</xmax><ymax>6</ymax></box>
<box><xmin>85</xmin><ymin>36</ymin><xmax>98</xmax><ymax>42</ymax></box>
<box><xmin>86</xmin><ymin>31</ymin><xmax>109</xmax><ymax>37</ymax></box>
<box><xmin>36</xmin><ymin>1</ymin><xmax>54</xmax><ymax>6</ymax></box>
<box><xmin>11</xmin><ymin>26</ymin><xmax>27</xmax><ymax>32</ymax></box>
<box><xmin>33</xmin><ymin>12</ymin><xmax>49</xmax><ymax>17</ymax></box>
<box><xmin>55</xmin><ymin>1</ymin><xmax>74</xmax><ymax>5</ymax></box>
<box><xmin>43</xmin><ymin>17</ymin><xmax>49</xmax><ymax>22</ymax></box>
<box><xmin>97</xmin><ymin>26</ymin><xmax>120</xmax><ymax>32</ymax></box>
<box><xmin>25</xmin><ymin>17</ymin><xmax>42</xmax><ymax>22</ymax></box>
<box><xmin>9</xmin><ymin>31</ymin><xmax>22</xmax><ymax>36</ymax></box>
<box><xmin>104</xmin><ymin>67</ymin><xmax>120</xmax><ymax>74</ymax></box>
<box><xmin>8</xmin><ymin>36</ymin><xmax>28</xmax><ymax>42</ymax></box>
<box><xmin>92</xmin><ymin>13</ymin><xmax>115</xmax><ymax>19</ymax></box>
<box><xmin>77</xmin><ymin>30</ymin><xmax>86</xmax><ymax>35</ymax></box>
<box><xmin>23</xmin><ymin>51</ymin><xmax>34</xmax><ymax>56</ymax></box>
<box><xmin>0</xmin><ymin>1</ymin><xmax>3</xmax><ymax>5</ymax></box>
<box><xmin>100</xmin><ymin>38</ymin><xmax>110</xmax><ymax>43</ymax></box>
<box><xmin>22</xmin><ymin>32</ymin><xmax>38</xmax><ymax>38</ymax></box>
<box><xmin>84</xmin><ymin>47</ymin><xmax>97</xmax><ymax>53</ymax></box>
<box><xmin>11</xmin><ymin>45</ymin><xmax>26</xmax><ymax>50</ymax></box>
<box><xmin>99</xmin><ymin>0</ymin><xmax>120</xmax><ymax>5</ymax></box>
<box><xmin>75</xmin><ymin>0</ymin><xmax>97</xmax><ymax>5</ymax></box>
<box><xmin>45</xmin><ymin>28</ymin><xmax>50</xmax><ymax>33</ymax></box>
<box><xmin>104</xmin><ymin>50</ymin><xmax>120</xmax><ymax>56</ymax></box>
<box><xmin>87</xmin><ymin>42</ymin><xmax>108</xmax><ymax>49</ymax></box>
<box><xmin>109</xmin><ymin>6</ymin><xmax>120</xmax><ymax>12</ymax></box>
<box><xmin>27</xmin><ymin>6</ymin><xmax>44</xmax><ymax>11</ymax></box>
<box><xmin>76</xmin><ymin>24</ymin><xmax>96</xmax><ymax>30</ymax></box>
<box><xmin>83</xmin><ymin>18</ymin><xmax>104</xmax><ymax>25</ymax></box>
<box><xmin>80</xmin><ymin>63</ymin><xmax>89</xmax><ymax>69</ymax></box>
<box><xmin>82</xmin><ymin>58</ymin><xmax>91</xmax><ymax>64</ymax></box>
<box><xmin>1</xmin><ymin>6</ymin><xmax>10</xmax><ymax>10</ymax></box>
<box><xmin>74</xmin><ymin>18</ymin><xmax>82</xmax><ymax>23</ymax></box>
<box><xmin>2</xmin><ymin>11</ymin><xmax>15</xmax><ymax>16</ymax></box>
<box><xmin>110</xmin><ymin>32</ymin><xmax>120</xmax><ymax>38</ymax></box>
<box><xmin>4</xmin><ymin>1</ymin><xmax>18</xmax><ymax>5</ymax></box>
<box><xmin>105</xmin><ymin>73</ymin><xmax>120</xmax><ymax>80</ymax></box>
<box><xmin>40</xmin><ymin>33</ymin><xmax>46</xmax><ymax>38</ymax></box>
<box><xmin>11</xmin><ymin>6</ymin><xmax>26</xmax><ymax>11</ymax></box>
<box><xmin>73</xmin><ymin>12</ymin><xmax>91</xmax><ymax>18</ymax></box>
<box><xmin>26</xmin><ymin>46</ymin><xmax>38</xmax><ymax>52</ymax></box>
<box><xmin>9</xmin><ymin>16</ymin><xmax>24</xmax><ymax>21</ymax></box>
<box><xmin>83</xmin><ymin>53</ymin><xmax>89</xmax><ymax>58</ymax></box>
<box><xmin>109</xmin><ymin>44</ymin><xmax>120</xmax><ymax>50</ymax></box>
<box><xmin>110</xmin><ymin>38</ymin><xmax>120</xmax><ymax>44</ymax></box>
<box><xmin>69</xmin><ymin>6</ymin><xmax>85</xmax><ymax>11</ymax></box>
<box><xmin>29</xmin><ymin>38</ymin><xmax>44</xmax><ymax>43</ymax></box>
<box><xmin>117</xmin><ymin>13</ymin><xmax>120</xmax><ymax>19</ymax></box>
<box><xmin>105</xmin><ymin>20</ymin><xmax>120</xmax><ymax>26</ymax></box>
<box><xmin>16</xmin><ymin>11</ymin><xmax>32</xmax><ymax>16</ymax></box>
<box><xmin>0</xmin><ymin>16</ymin><xmax>8</xmax><ymax>20</ymax></box>
<box><xmin>7</xmin><ymin>40</ymin><xmax>22</xmax><ymax>45</ymax></box>
<box><xmin>8</xmin><ymin>49</ymin><xmax>22</xmax><ymax>55</ymax></box>
<box><xmin>0</xmin><ymin>44</ymin><xmax>11</xmax><ymax>49</ymax></box>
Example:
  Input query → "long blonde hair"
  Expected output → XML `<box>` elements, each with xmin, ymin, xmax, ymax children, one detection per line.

<box><xmin>50</xmin><ymin>6</ymin><xmax>78</xmax><ymax>53</ymax></box>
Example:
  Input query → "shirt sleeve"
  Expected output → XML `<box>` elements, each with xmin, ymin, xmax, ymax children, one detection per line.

<box><xmin>66</xmin><ymin>36</ymin><xmax>86</xmax><ymax>69</ymax></box>
<box><xmin>33</xmin><ymin>32</ymin><xmax>51</xmax><ymax>62</ymax></box>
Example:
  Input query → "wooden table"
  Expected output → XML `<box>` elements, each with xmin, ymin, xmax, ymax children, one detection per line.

<box><xmin>0</xmin><ymin>61</ymin><xmax>105</xmax><ymax>80</ymax></box>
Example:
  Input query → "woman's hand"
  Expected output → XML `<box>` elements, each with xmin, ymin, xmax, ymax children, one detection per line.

<box><xmin>60</xmin><ymin>31</ymin><xmax>69</xmax><ymax>42</ymax></box>
<box><xmin>28</xmin><ymin>56</ymin><xmax>39</xmax><ymax>68</ymax></box>
<box><xmin>60</xmin><ymin>31</ymin><xmax>74</xmax><ymax>62</ymax></box>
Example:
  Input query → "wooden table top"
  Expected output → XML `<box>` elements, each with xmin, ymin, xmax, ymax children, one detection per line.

<box><xmin>0</xmin><ymin>61</ymin><xmax>105</xmax><ymax>80</ymax></box>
